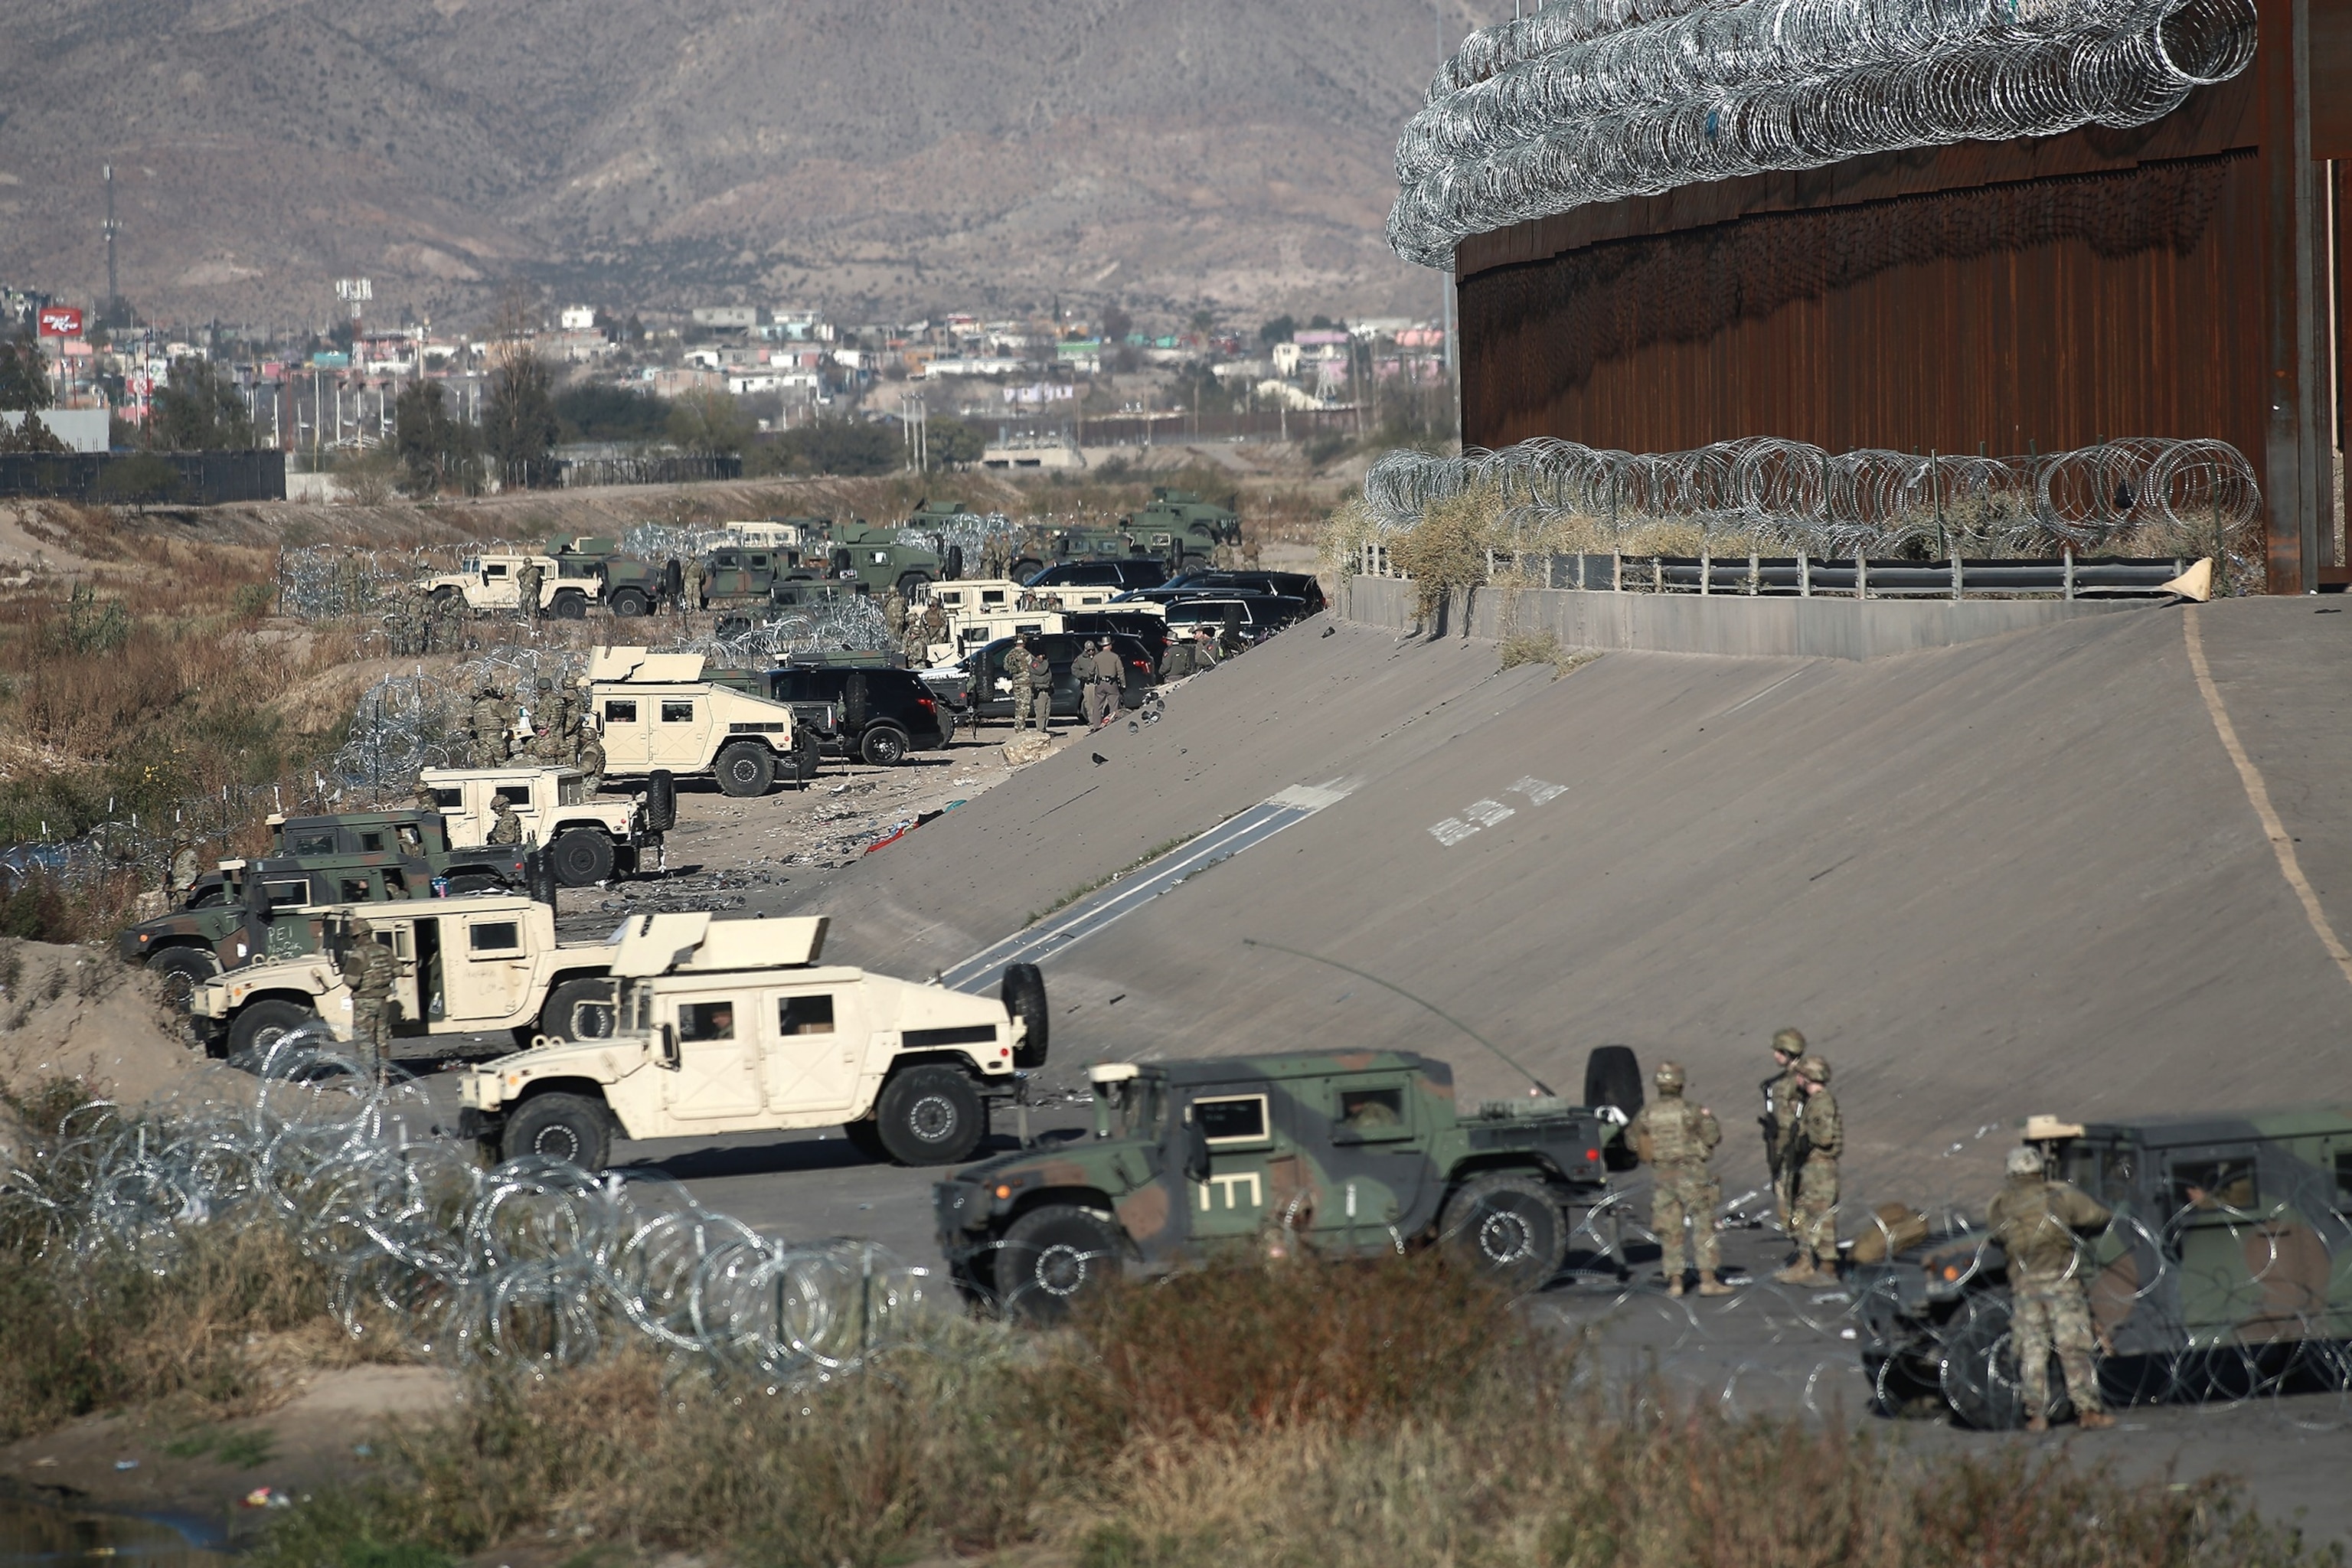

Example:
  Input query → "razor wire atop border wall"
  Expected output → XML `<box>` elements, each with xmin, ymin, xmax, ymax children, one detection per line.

<box><xmin>1359</xmin><ymin>436</ymin><xmax>2262</xmax><ymax>582</ymax></box>
<box><xmin>1388</xmin><ymin>0</ymin><xmax>2259</xmax><ymax>266</ymax></box>
<box><xmin>2</xmin><ymin>1030</ymin><xmax>946</xmax><ymax>1383</ymax></box>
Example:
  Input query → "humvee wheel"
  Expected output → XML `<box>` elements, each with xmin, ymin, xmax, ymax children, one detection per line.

<box><xmin>550</xmin><ymin>828</ymin><xmax>615</xmax><ymax>886</ymax></box>
<box><xmin>228</xmin><ymin>999</ymin><xmax>318</xmax><ymax>1062</ymax></box>
<box><xmin>551</xmin><ymin>590</ymin><xmax>588</xmax><ymax>619</ymax></box>
<box><xmin>539</xmin><ymin>977</ymin><xmax>618</xmax><ymax>1041</ymax></box>
<box><xmin>145</xmin><ymin>945</ymin><xmax>221</xmax><ymax>1008</ymax></box>
<box><xmin>859</xmin><ymin>724</ymin><xmax>909</xmax><ymax>767</ymax></box>
<box><xmin>996</xmin><ymin>1204</ymin><xmax>1122</xmax><ymax>1321</ymax></box>
<box><xmin>714</xmin><ymin>740</ymin><xmax>776</xmax><ymax>797</ymax></box>
<box><xmin>841</xmin><ymin>1119</ymin><xmax>889</xmax><ymax>1161</ymax></box>
<box><xmin>874</xmin><ymin>1065</ymin><xmax>987</xmax><ymax>1165</ymax></box>
<box><xmin>503</xmin><ymin>1092</ymin><xmax>611</xmax><ymax>1171</ymax></box>
<box><xmin>1439</xmin><ymin>1173</ymin><xmax>1569</xmax><ymax>1290</ymax></box>
<box><xmin>609</xmin><ymin>587</ymin><xmax>649</xmax><ymax>617</ymax></box>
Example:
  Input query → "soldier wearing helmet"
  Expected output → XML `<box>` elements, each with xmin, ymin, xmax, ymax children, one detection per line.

<box><xmin>1776</xmin><ymin>1054</ymin><xmax>1842</xmax><ymax>1284</ymax></box>
<box><xmin>1624</xmin><ymin>1061</ymin><xmax>1733</xmax><ymax>1298</ymax></box>
<box><xmin>1985</xmin><ymin>1142</ymin><xmax>2116</xmax><ymax>1431</ymax></box>
<box><xmin>1760</xmin><ymin>1027</ymin><xmax>1808</xmax><ymax>1243</ymax></box>
<box><xmin>341</xmin><ymin>914</ymin><xmax>398</xmax><ymax>1076</ymax></box>
<box><xmin>486</xmin><ymin>792</ymin><xmax>524</xmax><ymax>847</ymax></box>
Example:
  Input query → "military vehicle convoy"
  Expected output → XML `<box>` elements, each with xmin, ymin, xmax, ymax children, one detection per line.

<box><xmin>188</xmin><ymin>894</ymin><xmax>614</xmax><ymax>1060</ymax></box>
<box><xmin>419</xmin><ymin>765</ymin><xmax>671</xmax><ymax>885</ymax></box>
<box><xmin>121</xmin><ymin>812</ymin><xmax>546</xmax><ymax>1001</ymax></box>
<box><xmin>589</xmin><ymin>647</ymin><xmax>827</xmax><ymax>796</ymax></box>
<box><xmin>453</xmin><ymin>913</ymin><xmax>1049</xmax><ymax>1171</ymax></box>
<box><xmin>936</xmin><ymin>1047</ymin><xmax>1638</xmax><ymax>1319</ymax></box>
<box><xmin>1853</xmin><ymin>1109</ymin><xmax>2352</xmax><ymax>1427</ymax></box>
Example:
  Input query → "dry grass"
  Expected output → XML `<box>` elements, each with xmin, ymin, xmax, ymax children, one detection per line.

<box><xmin>243</xmin><ymin>1254</ymin><xmax>2331</xmax><ymax>1568</ymax></box>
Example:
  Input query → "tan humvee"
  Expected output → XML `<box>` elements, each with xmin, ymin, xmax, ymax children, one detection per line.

<box><xmin>188</xmin><ymin>895</ymin><xmax>616</xmax><ymax>1060</ymax></box>
<box><xmin>419</xmin><ymin>765</ymin><xmax>665</xmax><ymax>886</ymax></box>
<box><xmin>589</xmin><ymin>646</ymin><xmax>827</xmax><ymax>796</ymax></box>
<box><xmin>456</xmin><ymin>913</ymin><xmax>1050</xmax><ymax>1170</ymax></box>
<box><xmin>416</xmin><ymin>553</ymin><xmax>604</xmax><ymax>618</ymax></box>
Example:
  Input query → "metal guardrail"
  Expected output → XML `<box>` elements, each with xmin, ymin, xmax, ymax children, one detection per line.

<box><xmin>1355</xmin><ymin>545</ymin><xmax>2203</xmax><ymax>601</ymax></box>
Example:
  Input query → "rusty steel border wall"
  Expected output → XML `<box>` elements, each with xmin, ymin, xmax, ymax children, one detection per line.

<box><xmin>1449</xmin><ymin>0</ymin><xmax>2347</xmax><ymax>595</ymax></box>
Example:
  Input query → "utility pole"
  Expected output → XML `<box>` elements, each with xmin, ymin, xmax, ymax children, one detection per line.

<box><xmin>102</xmin><ymin>163</ymin><xmax>120</xmax><ymax>328</ymax></box>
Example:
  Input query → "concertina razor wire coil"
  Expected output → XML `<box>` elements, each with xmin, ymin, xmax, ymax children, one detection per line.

<box><xmin>1361</xmin><ymin>435</ymin><xmax>2262</xmax><ymax>575</ymax></box>
<box><xmin>1389</xmin><ymin>0</ymin><xmax>2259</xmax><ymax>266</ymax></box>
<box><xmin>0</xmin><ymin>1028</ymin><xmax>945</xmax><ymax>1386</ymax></box>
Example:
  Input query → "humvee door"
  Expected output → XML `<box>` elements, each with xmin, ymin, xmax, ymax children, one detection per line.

<box><xmin>651</xmin><ymin>694</ymin><xmax>712</xmax><ymax>769</ymax></box>
<box><xmin>1184</xmin><ymin>1087</ymin><xmax>1280</xmax><ymax>1242</ymax></box>
<box><xmin>1307</xmin><ymin>1073</ymin><xmax>1431</xmax><ymax>1238</ymax></box>
<box><xmin>659</xmin><ymin>990</ymin><xmax>763</xmax><ymax>1120</ymax></box>
<box><xmin>761</xmin><ymin>982</ymin><xmax>864</xmax><ymax>1114</ymax></box>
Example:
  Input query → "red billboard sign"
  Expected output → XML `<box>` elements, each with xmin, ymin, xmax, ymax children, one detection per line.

<box><xmin>36</xmin><ymin>307</ymin><xmax>83</xmax><ymax>337</ymax></box>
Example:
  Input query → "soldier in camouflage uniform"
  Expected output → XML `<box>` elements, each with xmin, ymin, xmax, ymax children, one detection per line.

<box><xmin>920</xmin><ymin>599</ymin><xmax>946</xmax><ymax>655</ymax></box>
<box><xmin>469</xmin><ymin>682</ymin><xmax>509</xmax><ymax>767</ymax></box>
<box><xmin>681</xmin><ymin>558</ymin><xmax>707</xmax><ymax>615</ymax></box>
<box><xmin>486</xmin><ymin>793</ymin><xmax>524</xmax><ymax>846</ymax></box>
<box><xmin>1762</xmin><ymin>1027</ymin><xmax>1808</xmax><ymax>1240</ymax></box>
<box><xmin>881</xmin><ymin>586</ymin><xmax>909</xmax><ymax>645</ymax></box>
<box><xmin>1625</xmin><ymin>1061</ymin><xmax>1733</xmax><ymax>1297</ymax></box>
<box><xmin>343</xmin><ymin>916</ymin><xmax>398</xmax><ymax>1078</ymax></box>
<box><xmin>1776</xmin><ymin>1054</ymin><xmax>1842</xmax><ymax>1283</ymax></box>
<box><xmin>575</xmin><ymin>719</ymin><xmax>606</xmax><ymax>794</ymax></box>
<box><xmin>1003</xmin><ymin>634</ymin><xmax>1047</xmax><ymax>732</ymax></box>
<box><xmin>516</xmin><ymin>561</ymin><xmax>544</xmax><ymax>620</ymax></box>
<box><xmin>1986</xmin><ymin>1144</ymin><xmax>2116</xmax><ymax>1431</ymax></box>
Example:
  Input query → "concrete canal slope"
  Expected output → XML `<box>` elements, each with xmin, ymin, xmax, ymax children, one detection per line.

<box><xmin>787</xmin><ymin>594</ymin><xmax>2352</xmax><ymax>1205</ymax></box>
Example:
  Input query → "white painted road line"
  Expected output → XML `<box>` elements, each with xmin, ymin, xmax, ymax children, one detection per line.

<box><xmin>939</xmin><ymin>782</ymin><xmax>1354</xmax><ymax>995</ymax></box>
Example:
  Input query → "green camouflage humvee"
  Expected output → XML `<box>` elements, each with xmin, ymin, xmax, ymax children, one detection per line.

<box><xmin>1853</xmin><ymin>1109</ymin><xmax>2352</xmax><ymax>1427</ymax></box>
<box><xmin>825</xmin><ymin>521</ymin><xmax>962</xmax><ymax>596</ymax></box>
<box><xmin>936</xmin><ymin>1048</ymin><xmax>1638</xmax><ymax>1319</ymax></box>
<box><xmin>118</xmin><ymin>812</ymin><xmax>548</xmax><ymax>1002</ymax></box>
<box><xmin>1125</xmin><ymin>486</ymin><xmax>1240</xmax><ymax>562</ymax></box>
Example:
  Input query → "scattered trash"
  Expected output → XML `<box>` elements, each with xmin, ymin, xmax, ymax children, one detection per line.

<box><xmin>240</xmin><ymin>1487</ymin><xmax>292</xmax><ymax>1510</ymax></box>
<box><xmin>113</xmin><ymin>1459</ymin><xmax>138</xmax><ymax>1472</ymax></box>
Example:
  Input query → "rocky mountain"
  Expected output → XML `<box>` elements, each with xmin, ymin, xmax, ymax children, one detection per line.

<box><xmin>0</xmin><ymin>0</ymin><xmax>1491</xmax><ymax>332</ymax></box>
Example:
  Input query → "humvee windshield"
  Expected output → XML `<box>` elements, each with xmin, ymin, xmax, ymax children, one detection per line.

<box><xmin>1118</xmin><ymin>1080</ymin><xmax>1162</xmax><ymax>1139</ymax></box>
<box><xmin>289</xmin><ymin>829</ymin><xmax>337</xmax><ymax>855</ymax></box>
<box><xmin>2171</xmin><ymin>1154</ymin><xmax>2259</xmax><ymax>1213</ymax></box>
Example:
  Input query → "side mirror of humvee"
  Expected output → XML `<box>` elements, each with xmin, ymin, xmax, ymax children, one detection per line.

<box><xmin>1183</xmin><ymin>1115</ymin><xmax>1210</xmax><ymax>1184</ymax></box>
<box><xmin>658</xmin><ymin>1022</ymin><xmax>680</xmax><ymax>1071</ymax></box>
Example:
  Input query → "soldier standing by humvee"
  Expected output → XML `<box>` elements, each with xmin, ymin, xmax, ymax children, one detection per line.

<box><xmin>574</xmin><ymin>716</ymin><xmax>606</xmax><ymax>793</ymax></box>
<box><xmin>682</xmin><ymin>558</ymin><xmax>707</xmax><ymax>616</ymax></box>
<box><xmin>168</xmin><ymin>841</ymin><xmax>201</xmax><ymax>902</ymax></box>
<box><xmin>487</xmin><ymin>793</ymin><xmax>524</xmax><ymax>846</ymax></box>
<box><xmin>516</xmin><ymin>562</ymin><xmax>544</xmax><ymax>621</ymax></box>
<box><xmin>1004</xmin><ymin>634</ymin><xmax>1047</xmax><ymax>732</ymax></box>
<box><xmin>343</xmin><ymin>916</ymin><xmax>397</xmax><ymax>1077</ymax></box>
<box><xmin>1985</xmin><ymin>1145</ymin><xmax>2117</xmax><ymax>1431</ymax></box>
<box><xmin>1776</xmin><ymin>1054</ymin><xmax>1842</xmax><ymax>1284</ymax></box>
<box><xmin>1625</xmin><ymin>1061</ymin><xmax>1733</xmax><ymax>1298</ymax></box>
<box><xmin>1761</xmin><ymin>1027</ymin><xmax>1808</xmax><ymax>1240</ymax></box>
<box><xmin>882</xmin><ymin>586</ymin><xmax>909</xmax><ymax>646</ymax></box>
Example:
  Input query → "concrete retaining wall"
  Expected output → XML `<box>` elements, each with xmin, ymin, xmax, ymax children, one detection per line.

<box><xmin>1340</xmin><ymin>573</ymin><xmax>2145</xmax><ymax>660</ymax></box>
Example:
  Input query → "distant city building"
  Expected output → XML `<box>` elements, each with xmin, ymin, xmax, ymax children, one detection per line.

<box><xmin>690</xmin><ymin>305</ymin><xmax>762</xmax><ymax>329</ymax></box>
<box><xmin>559</xmin><ymin>305</ymin><xmax>598</xmax><ymax>332</ymax></box>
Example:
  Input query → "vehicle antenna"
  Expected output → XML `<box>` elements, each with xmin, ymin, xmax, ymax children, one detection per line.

<box><xmin>1240</xmin><ymin>937</ymin><xmax>1556</xmax><ymax>1096</ymax></box>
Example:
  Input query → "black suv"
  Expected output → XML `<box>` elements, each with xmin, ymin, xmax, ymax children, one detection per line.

<box><xmin>1162</xmin><ymin>570</ymin><xmax>1328</xmax><ymax>615</ymax></box>
<box><xmin>1024</xmin><ymin>559</ymin><xmax>1169</xmax><ymax>592</ymax></box>
<box><xmin>956</xmin><ymin>632</ymin><xmax>1159</xmax><ymax>724</ymax></box>
<box><xmin>740</xmin><ymin>662</ymin><xmax>952</xmax><ymax>766</ymax></box>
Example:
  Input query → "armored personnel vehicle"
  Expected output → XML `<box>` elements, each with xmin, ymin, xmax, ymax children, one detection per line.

<box><xmin>589</xmin><ymin>646</ymin><xmax>828</xmax><ymax>796</ymax></box>
<box><xmin>119</xmin><ymin>812</ymin><xmax>546</xmax><ymax>1001</ymax></box>
<box><xmin>697</xmin><ymin>543</ymin><xmax>819</xmax><ymax>608</ymax></box>
<box><xmin>825</xmin><ymin>521</ymin><xmax>962</xmax><ymax>597</ymax></box>
<box><xmin>188</xmin><ymin>894</ymin><xmax>614</xmax><ymax>1060</ymax></box>
<box><xmin>416</xmin><ymin>552</ymin><xmax>604</xmax><ymax>618</ymax></box>
<box><xmin>1852</xmin><ymin>1109</ymin><xmax>2352</xmax><ymax>1427</ymax></box>
<box><xmin>936</xmin><ymin>1047</ymin><xmax>1637</xmax><ymax>1318</ymax></box>
<box><xmin>453</xmin><ymin>914</ymin><xmax>1048</xmax><ymax>1170</ymax></box>
<box><xmin>547</xmin><ymin>537</ymin><xmax>679</xmax><ymax>618</ymax></box>
<box><xmin>419</xmin><ymin>764</ymin><xmax>671</xmax><ymax>885</ymax></box>
<box><xmin>1125</xmin><ymin>486</ymin><xmax>1241</xmax><ymax>562</ymax></box>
